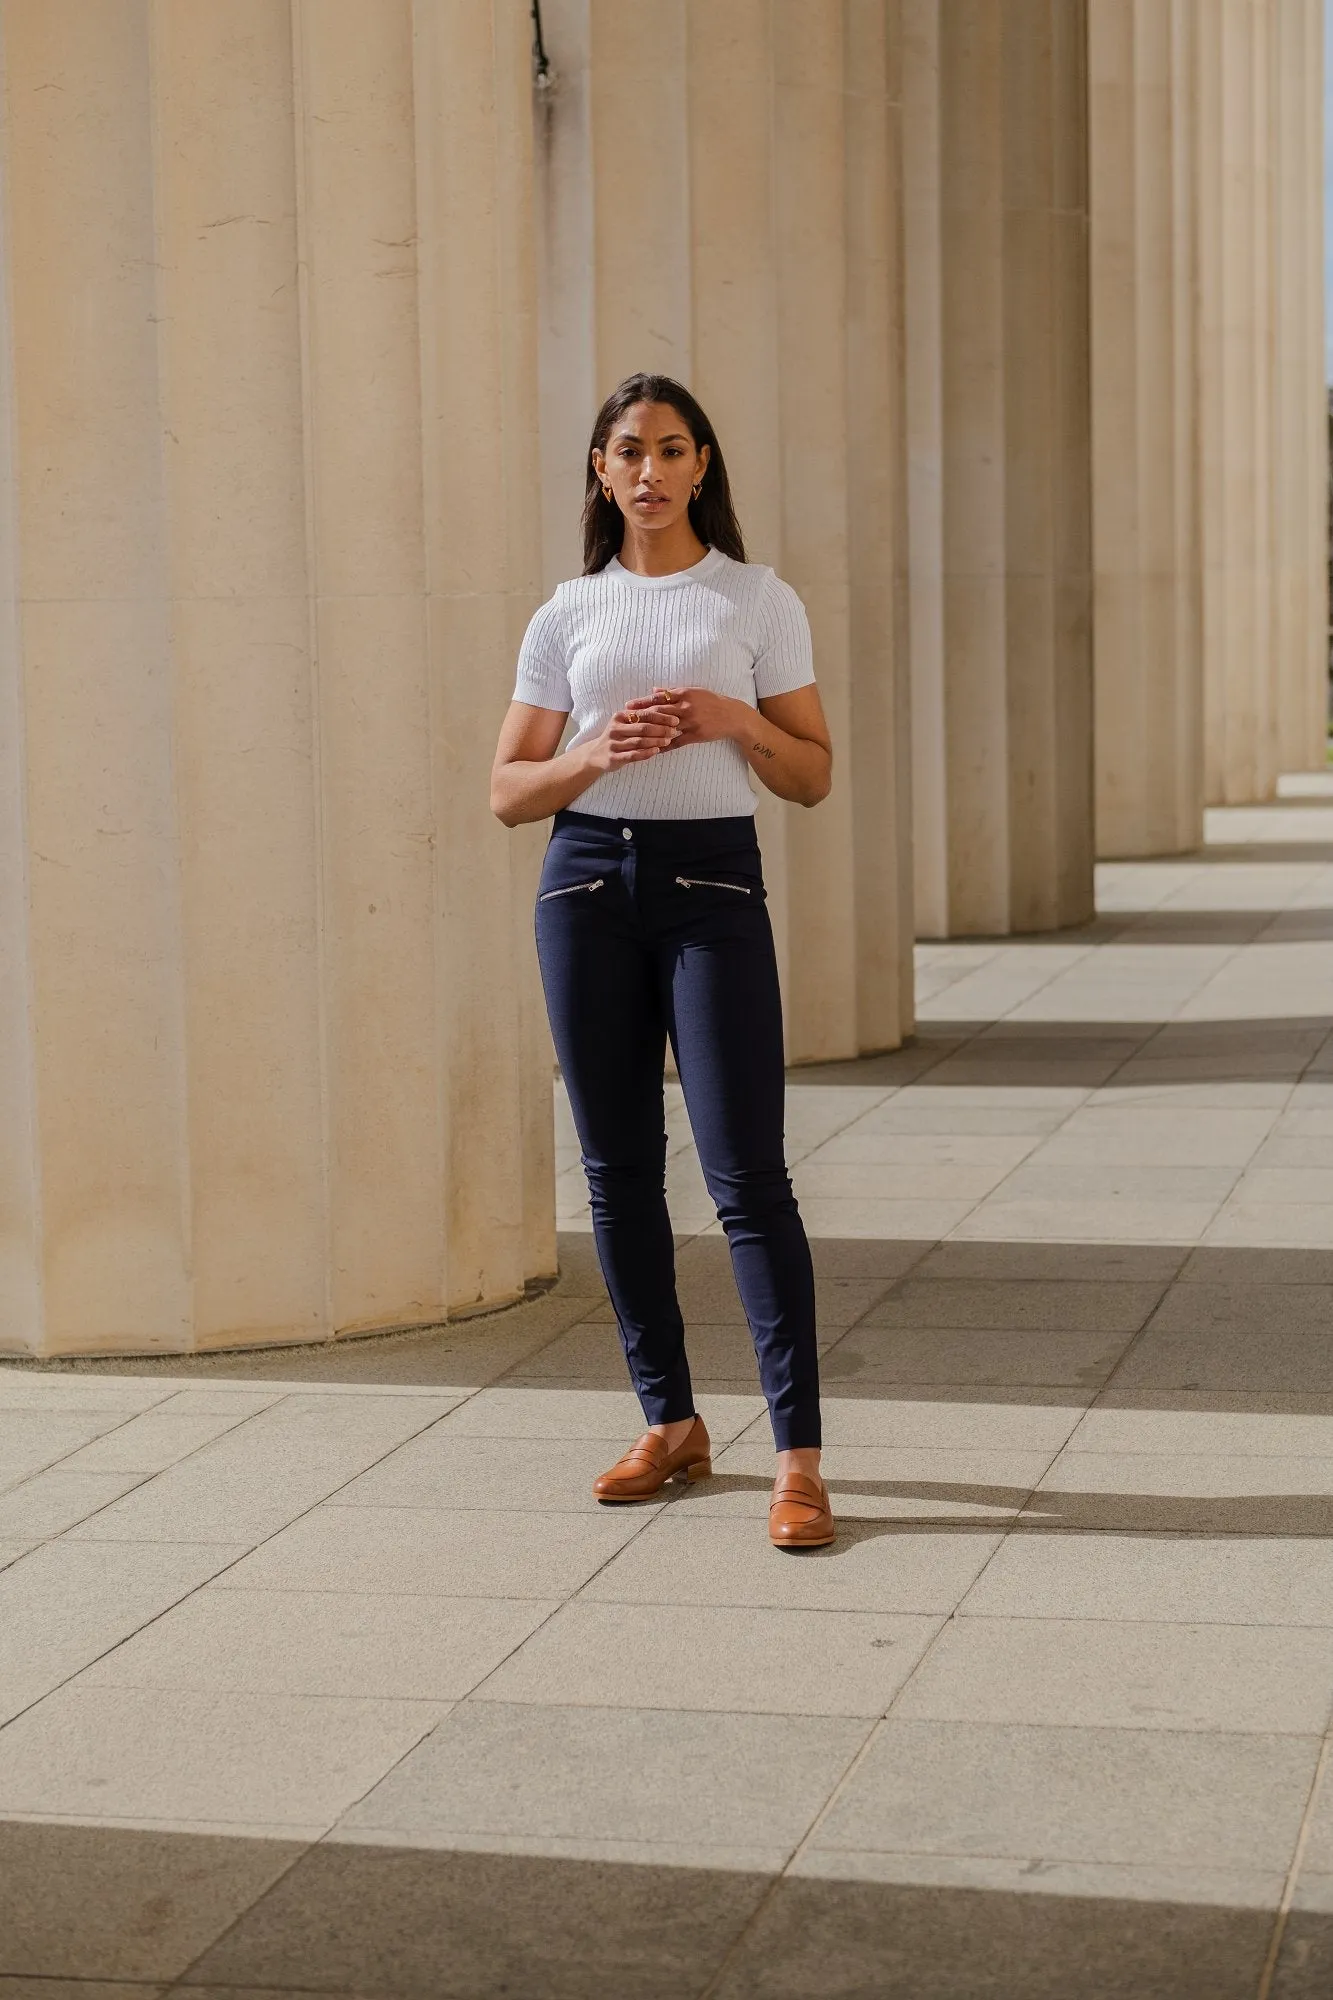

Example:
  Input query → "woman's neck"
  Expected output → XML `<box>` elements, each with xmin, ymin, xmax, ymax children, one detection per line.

<box><xmin>616</xmin><ymin>521</ymin><xmax>710</xmax><ymax>578</ymax></box>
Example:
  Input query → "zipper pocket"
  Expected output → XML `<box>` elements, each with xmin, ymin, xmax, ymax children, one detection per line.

<box><xmin>675</xmin><ymin>875</ymin><xmax>752</xmax><ymax>895</ymax></box>
<box><xmin>538</xmin><ymin>877</ymin><xmax>606</xmax><ymax>902</ymax></box>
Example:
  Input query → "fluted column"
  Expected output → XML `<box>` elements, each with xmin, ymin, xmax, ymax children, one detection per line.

<box><xmin>0</xmin><ymin>2</ymin><xmax>186</xmax><ymax>1352</ymax></box>
<box><xmin>1269</xmin><ymin>0</ymin><xmax>1327</xmax><ymax>775</ymax></box>
<box><xmin>535</xmin><ymin>1</ymin><xmax>914</xmax><ymax>1059</ymax></box>
<box><xmin>847</xmin><ymin>1</ymin><xmax>916</xmax><ymax>1050</ymax></box>
<box><xmin>0</xmin><ymin>1</ymin><xmax>552</xmax><ymax>1357</ymax></box>
<box><xmin>1198</xmin><ymin>0</ymin><xmax>1277</xmax><ymax>804</ymax></box>
<box><xmin>1089</xmin><ymin>0</ymin><xmax>1203</xmax><ymax>858</ymax></box>
<box><xmin>1299</xmin><ymin>0</ymin><xmax>1327</xmax><ymax>771</ymax></box>
<box><xmin>905</xmin><ymin>0</ymin><xmax>1093</xmax><ymax>938</ymax></box>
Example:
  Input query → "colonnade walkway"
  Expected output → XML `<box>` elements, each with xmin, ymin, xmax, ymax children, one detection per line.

<box><xmin>4</xmin><ymin>788</ymin><xmax>1333</xmax><ymax>1997</ymax></box>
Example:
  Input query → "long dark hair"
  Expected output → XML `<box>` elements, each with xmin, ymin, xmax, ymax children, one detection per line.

<box><xmin>582</xmin><ymin>372</ymin><xmax>747</xmax><ymax>574</ymax></box>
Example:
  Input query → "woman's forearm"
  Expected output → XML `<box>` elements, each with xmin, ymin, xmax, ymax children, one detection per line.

<box><xmin>490</xmin><ymin>743</ymin><xmax>599</xmax><ymax>826</ymax></box>
<box><xmin>734</xmin><ymin>707</ymin><xmax>831</xmax><ymax>807</ymax></box>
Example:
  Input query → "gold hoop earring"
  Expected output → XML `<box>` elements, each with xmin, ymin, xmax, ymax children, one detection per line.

<box><xmin>602</xmin><ymin>485</ymin><xmax>613</xmax><ymax>503</ymax></box>
<box><xmin>692</xmin><ymin>481</ymin><xmax>703</xmax><ymax>501</ymax></box>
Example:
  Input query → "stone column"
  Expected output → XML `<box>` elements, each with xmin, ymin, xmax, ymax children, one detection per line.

<box><xmin>1198</xmin><ymin>0</ymin><xmax>1277</xmax><ymax>804</ymax></box>
<box><xmin>0</xmin><ymin>2</ymin><xmax>186</xmax><ymax>1354</ymax></box>
<box><xmin>410</xmin><ymin>0</ymin><xmax>555</xmax><ymax>1312</ymax></box>
<box><xmin>0</xmin><ymin>1</ymin><xmax>553</xmax><ymax>1357</ymax></box>
<box><xmin>905</xmin><ymin>0</ymin><xmax>1093</xmax><ymax>938</ymax></box>
<box><xmin>1269</xmin><ymin>0</ymin><xmax>1327</xmax><ymax>775</ymax></box>
<box><xmin>1089</xmin><ymin>0</ymin><xmax>1203</xmax><ymax>858</ymax></box>
<box><xmin>1300</xmin><ymin>0</ymin><xmax>1328</xmax><ymax>769</ymax></box>
<box><xmin>847</xmin><ymin>2</ymin><xmax>917</xmax><ymax>1051</ymax></box>
<box><xmin>535</xmin><ymin>1</ymin><xmax>914</xmax><ymax>1060</ymax></box>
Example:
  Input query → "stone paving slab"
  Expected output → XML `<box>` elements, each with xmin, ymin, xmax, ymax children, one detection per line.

<box><xmin>64</xmin><ymin>1395</ymin><xmax>462</xmax><ymax>1547</ymax></box>
<box><xmin>0</xmin><ymin>1411</ymin><xmax>141</xmax><ymax>1491</ymax></box>
<box><xmin>912</xmin><ymin>1238</ymin><xmax>1191</xmax><ymax>1281</ymax></box>
<box><xmin>683</xmin><ymin>1442</ymin><xmax>1052</xmax><ymax>1523</ymax></box>
<box><xmin>821</xmin><ymin>1321</ymin><xmax>1131</xmax><ymax>1388</ymax></box>
<box><xmin>78</xmin><ymin>1588</ymin><xmax>555</xmax><ymax>1702</ymax></box>
<box><xmin>0</xmin><ymin>1982</ymin><xmax>168</xmax><ymax>2000</ymax></box>
<box><xmin>961</xmin><ymin>1532</ymin><xmax>1333</xmax><ymax>1626</ymax></box>
<box><xmin>711</xmin><ymin>1858</ymin><xmax>1284</xmax><ymax>2000</ymax></box>
<box><xmin>1072</xmin><ymin>1392</ymin><xmax>1333</xmax><ymax>1456</ymax></box>
<box><xmin>0</xmin><ymin>1469</ymin><xmax>147</xmax><ymax>1541</ymax></box>
<box><xmin>819</xmin><ymin>1385</ymin><xmax>1087</xmax><ymax>1452</ymax></box>
<box><xmin>0</xmin><ymin>1685</ymin><xmax>446</xmax><ymax>1829</ymax></box>
<box><xmin>814</xmin><ymin>1720</ymin><xmax>1319</xmax><ymax>1870</ymax></box>
<box><xmin>472</xmin><ymin>1602</ymin><xmax>942</xmax><ymax>1718</ymax></box>
<box><xmin>892</xmin><ymin>1615</ymin><xmax>1333</xmax><ymax>1734</ymax></box>
<box><xmin>864</xmin><ymin>1276</ymin><xmax>1167</xmax><ymax>1331</ymax></box>
<box><xmin>340</xmin><ymin>1700</ymin><xmax>868</xmax><ymax>1853</ymax></box>
<box><xmin>334</xmin><ymin>1429</ymin><xmax>664</xmax><ymax>1512</ymax></box>
<box><xmin>55</xmin><ymin>1406</ymin><xmax>278</xmax><ymax>1475</ymax></box>
<box><xmin>1271</xmin><ymin>1872</ymin><xmax>1333</xmax><ymax>2000</ymax></box>
<box><xmin>217</xmin><ymin>1501</ymin><xmax>643</xmax><ymax>1600</ymax></box>
<box><xmin>0</xmin><ymin>1540</ymin><xmax>248</xmax><ymax>1729</ymax></box>
<box><xmin>580</xmin><ymin>1514</ymin><xmax>1004</xmax><ymax>1614</ymax></box>
<box><xmin>177</xmin><ymin>1839</ymin><xmax>777</xmax><ymax>2000</ymax></box>
<box><xmin>1022</xmin><ymin>1450</ymin><xmax>1333</xmax><ymax>1535</ymax></box>
<box><xmin>0</xmin><ymin>1819</ymin><xmax>310</xmax><ymax>1984</ymax></box>
<box><xmin>0</xmin><ymin>1377</ymin><xmax>173</xmax><ymax>1412</ymax></box>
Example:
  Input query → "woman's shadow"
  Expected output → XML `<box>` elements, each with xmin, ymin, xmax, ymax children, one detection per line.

<box><xmin>672</xmin><ymin>1470</ymin><xmax>1333</xmax><ymax>1553</ymax></box>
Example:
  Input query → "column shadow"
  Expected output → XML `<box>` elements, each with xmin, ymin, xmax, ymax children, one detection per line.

<box><xmin>0</xmin><ymin>1815</ymin><xmax>1324</xmax><ymax>2000</ymax></box>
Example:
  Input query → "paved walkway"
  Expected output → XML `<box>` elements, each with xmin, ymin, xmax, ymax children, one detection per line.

<box><xmin>4</xmin><ymin>787</ymin><xmax>1333</xmax><ymax>1997</ymax></box>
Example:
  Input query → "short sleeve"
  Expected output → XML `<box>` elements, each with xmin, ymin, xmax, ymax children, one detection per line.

<box><xmin>752</xmin><ymin>571</ymin><xmax>815</xmax><ymax>697</ymax></box>
<box><xmin>513</xmin><ymin>593</ymin><xmax>571</xmax><ymax>712</ymax></box>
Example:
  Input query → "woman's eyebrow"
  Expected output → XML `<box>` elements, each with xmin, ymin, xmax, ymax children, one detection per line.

<box><xmin>611</xmin><ymin>431</ymin><xmax>691</xmax><ymax>446</ymax></box>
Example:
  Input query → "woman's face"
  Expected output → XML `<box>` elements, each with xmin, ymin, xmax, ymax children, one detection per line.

<box><xmin>592</xmin><ymin>401</ymin><xmax>710</xmax><ymax>534</ymax></box>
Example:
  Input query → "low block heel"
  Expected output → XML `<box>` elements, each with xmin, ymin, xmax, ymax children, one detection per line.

<box><xmin>592</xmin><ymin>1418</ymin><xmax>712</xmax><ymax>1502</ymax></box>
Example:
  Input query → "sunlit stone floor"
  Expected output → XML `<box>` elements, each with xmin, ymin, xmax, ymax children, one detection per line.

<box><xmin>3</xmin><ymin>782</ymin><xmax>1333</xmax><ymax>1998</ymax></box>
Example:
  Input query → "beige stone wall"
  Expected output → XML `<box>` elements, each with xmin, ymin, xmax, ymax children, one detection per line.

<box><xmin>0</xmin><ymin>1</ymin><xmax>554</xmax><ymax>1357</ymax></box>
<box><xmin>534</xmin><ymin>0</ymin><xmax>915</xmax><ymax>1060</ymax></box>
<box><xmin>906</xmin><ymin>0</ymin><xmax>1094</xmax><ymax>938</ymax></box>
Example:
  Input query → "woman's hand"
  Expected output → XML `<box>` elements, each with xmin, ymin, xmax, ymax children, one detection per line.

<box><xmin>625</xmin><ymin>687</ymin><xmax>746</xmax><ymax>747</ymax></box>
<box><xmin>625</xmin><ymin>684</ymin><xmax>833</xmax><ymax>807</ymax></box>
<box><xmin>489</xmin><ymin>697</ymin><xmax>684</xmax><ymax>826</ymax></box>
<box><xmin>585</xmin><ymin>700</ymin><xmax>682</xmax><ymax>772</ymax></box>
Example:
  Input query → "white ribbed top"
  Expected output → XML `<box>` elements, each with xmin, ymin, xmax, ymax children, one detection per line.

<box><xmin>513</xmin><ymin>547</ymin><xmax>816</xmax><ymax>819</ymax></box>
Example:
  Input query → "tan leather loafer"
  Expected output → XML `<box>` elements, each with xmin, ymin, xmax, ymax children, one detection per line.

<box><xmin>769</xmin><ymin>1471</ymin><xmax>835</xmax><ymax>1549</ymax></box>
<box><xmin>593</xmin><ymin>1416</ymin><xmax>712</xmax><ymax>1502</ymax></box>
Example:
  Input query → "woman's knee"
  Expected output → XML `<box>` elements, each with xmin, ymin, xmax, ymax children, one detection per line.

<box><xmin>704</xmin><ymin>1165</ymin><xmax>799</xmax><ymax>1226</ymax></box>
<box><xmin>585</xmin><ymin>1158</ymin><xmax>671</xmax><ymax>1215</ymax></box>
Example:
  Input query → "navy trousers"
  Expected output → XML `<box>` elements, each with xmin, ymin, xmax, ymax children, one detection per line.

<box><xmin>535</xmin><ymin>807</ymin><xmax>820</xmax><ymax>1451</ymax></box>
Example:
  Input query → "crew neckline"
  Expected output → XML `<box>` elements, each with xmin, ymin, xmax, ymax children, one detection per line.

<box><xmin>605</xmin><ymin>546</ymin><xmax>725</xmax><ymax>589</ymax></box>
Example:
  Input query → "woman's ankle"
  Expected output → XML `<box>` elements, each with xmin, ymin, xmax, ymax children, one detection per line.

<box><xmin>776</xmin><ymin>1445</ymin><xmax>821</xmax><ymax>1481</ymax></box>
<box><xmin>650</xmin><ymin>1416</ymin><xmax>698</xmax><ymax>1450</ymax></box>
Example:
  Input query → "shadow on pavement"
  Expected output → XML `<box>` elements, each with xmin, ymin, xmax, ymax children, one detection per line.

<box><xmin>790</xmin><ymin>1017</ymin><xmax>1333</xmax><ymax>1090</ymax></box>
<box><xmin>0</xmin><ymin>1815</ymin><xmax>1326</xmax><ymax>1999</ymax></box>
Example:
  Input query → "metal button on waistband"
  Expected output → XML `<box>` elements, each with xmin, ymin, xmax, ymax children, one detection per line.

<box><xmin>622</xmin><ymin>827</ymin><xmax>632</xmax><ymax>840</ymax></box>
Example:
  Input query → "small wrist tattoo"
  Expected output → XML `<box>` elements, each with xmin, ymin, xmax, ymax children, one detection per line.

<box><xmin>752</xmin><ymin>741</ymin><xmax>775</xmax><ymax>760</ymax></box>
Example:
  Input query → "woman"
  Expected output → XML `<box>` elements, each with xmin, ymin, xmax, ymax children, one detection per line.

<box><xmin>491</xmin><ymin>372</ymin><xmax>834</xmax><ymax>1549</ymax></box>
